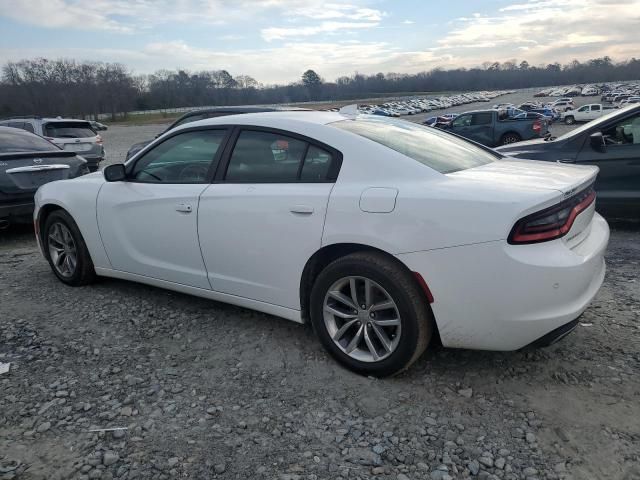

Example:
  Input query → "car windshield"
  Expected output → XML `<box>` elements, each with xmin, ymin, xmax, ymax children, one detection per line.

<box><xmin>556</xmin><ymin>104</ymin><xmax>639</xmax><ymax>141</ymax></box>
<box><xmin>0</xmin><ymin>128</ymin><xmax>60</xmax><ymax>153</ymax></box>
<box><xmin>44</xmin><ymin>122</ymin><xmax>96</xmax><ymax>138</ymax></box>
<box><xmin>332</xmin><ymin>116</ymin><xmax>498</xmax><ymax>174</ymax></box>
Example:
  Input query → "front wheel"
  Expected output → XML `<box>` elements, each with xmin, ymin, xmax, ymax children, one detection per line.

<box><xmin>564</xmin><ymin>116</ymin><xmax>575</xmax><ymax>125</ymax></box>
<box><xmin>310</xmin><ymin>252</ymin><xmax>433</xmax><ymax>377</ymax></box>
<box><xmin>500</xmin><ymin>132</ymin><xmax>522</xmax><ymax>145</ymax></box>
<box><xmin>44</xmin><ymin>210</ymin><xmax>96</xmax><ymax>286</ymax></box>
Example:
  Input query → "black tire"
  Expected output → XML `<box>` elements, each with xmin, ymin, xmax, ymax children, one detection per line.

<box><xmin>310</xmin><ymin>251</ymin><xmax>433</xmax><ymax>377</ymax></box>
<box><xmin>564</xmin><ymin>116</ymin><xmax>575</xmax><ymax>125</ymax></box>
<box><xmin>43</xmin><ymin>210</ymin><xmax>96</xmax><ymax>286</ymax></box>
<box><xmin>500</xmin><ymin>132</ymin><xmax>521</xmax><ymax>145</ymax></box>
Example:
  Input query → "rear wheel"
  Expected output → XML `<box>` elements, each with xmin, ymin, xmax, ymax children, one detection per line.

<box><xmin>500</xmin><ymin>132</ymin><xmax>521</xmax><ymax>145</ymax></box>
<box><xmin>564</xmin><ymin>116</ymin><xmax>575</xmax><ymax>125</ymax></box>
<box><xmin>44</xmin><ymin>210</ymin><xmax>96</xmax><ymax>286</ymax></box>
<box><xmin>310</xmin><ymin>251</ymin><xmax>433</xmax><ymax>377</ymax></box>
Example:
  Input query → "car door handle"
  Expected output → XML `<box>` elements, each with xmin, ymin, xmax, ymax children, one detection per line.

<box><xmin>290</xmin><ymin>205</ymin><xmax>314</xmax><ymax>214</ymax></box>
<box><xmin>557</xmin><ymin>159</ymin><xmax>576</xmax><ymax>164</ymax></box>
<box><xmin>175</xmin><ymin>203</ymin><xmax>193</xmax><ymax>213</ymax></box>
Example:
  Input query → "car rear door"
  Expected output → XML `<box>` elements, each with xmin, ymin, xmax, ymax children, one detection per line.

<box><xmin>576</xmin><ymin>111</ymin><xmax>640</xmax><ymax>213</ymax></box>
<box><xmin>197</xmin><ymin>127</ymin><xmax>341</xmax><ymax>309</ymax></box>
<box><xmin>97</xmin><ymin>128</ymin><xmax>229</xmax><ymax>288</ymax></box>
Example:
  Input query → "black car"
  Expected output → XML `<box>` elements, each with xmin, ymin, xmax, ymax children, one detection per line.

<box><xmin>126</xmin><ymin>106</ymin><xmax>310</xmax><ymax>159</ymax></box>
<box><xmin>496</xmin><ymin>104</ymin><xmax>640</xmax><ymax>218</ymax></box>
<box><xmin>0</xmin><ymin>127</ymin><xmax>88</xmax><ymax>227</ymax></box>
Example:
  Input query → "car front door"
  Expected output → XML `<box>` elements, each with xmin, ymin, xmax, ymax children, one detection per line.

<box><xmin>97</xmin><ymin>128</ymin><xmax>229</xmax><ymax>288</ymax></box>
<box><xmin>198</xmin><ymin>128</ymin><xmax>341</xmax><ymax>309</ymax></box>
<box><xmin>576</xmin><ymin>112</ymin><xmax>640</xmax><ymax>213</ymax></box>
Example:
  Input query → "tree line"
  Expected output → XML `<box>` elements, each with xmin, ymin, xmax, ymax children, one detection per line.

<box><xmin>1</xmin><ymin>56</ymin><xmax>639</xmax><ymax>120</ymax></box>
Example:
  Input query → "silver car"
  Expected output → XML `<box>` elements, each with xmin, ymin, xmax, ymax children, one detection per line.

<box><xmin>0</xmin><ymin>116</ymin><xmax>105</xmax><ymax>171</ymax></box>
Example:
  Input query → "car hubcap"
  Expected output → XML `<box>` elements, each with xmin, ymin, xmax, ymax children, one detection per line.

<box><xmin>323</xmin><ymin>276</ymin><xmax>401</xmax><ymax>363</ymax></box>
<box><xmin>47</xmin><ymin>222</ymin><xmax>77</xmax><ymax>278</ymax></box>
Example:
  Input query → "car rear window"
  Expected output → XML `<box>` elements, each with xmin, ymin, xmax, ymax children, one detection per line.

<box><xmin>331</xmin><ymin>117</ymin><xmax>498</xmax><ymax>174</ymax></box>
<box><xmin>0</xmin><ymin>128</ymin><xmax>59</xmax><ymax>153</ymax></box>
<box><xmin>44</xmin><ymin>122</ymin><xmax>96</xmax><ymax>139</ymax></box>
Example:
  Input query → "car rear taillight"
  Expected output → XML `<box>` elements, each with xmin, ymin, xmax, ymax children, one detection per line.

<box><xmin>532</xmin><ymin>120</ymin><xmax>542</xmax><ymax>133</ymax></box>
<box><xmin>508</xmin><ymin>186</ymin><xmax>596</xmax><ymax>245</ymax></box>
<box><xmin>96</xmin><ymin>134</ymin><xmax>103</xmax><ymax>145</ymax></box>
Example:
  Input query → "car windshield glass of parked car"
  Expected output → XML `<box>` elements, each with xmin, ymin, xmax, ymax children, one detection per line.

<box><xmin>0</xmin><ymin>128</ymin><xmax>60</xmax><ymax>153</ymax></box>
<box><xmin>132</xmin><ymin>130</ymin><xmax>227</xmax><ymax>183</ymax></box>
<box><xmin>556</xmin><ymin>104</ymin><xmax>637</xmax><ymax>141</ymax></box>
<box><xmin>332</xmin><ymin>117</ymin><xmax>497</xmax><ymax>174</ymax></box>
<box><xmin>43</xmin><ymin>122</ymin><xmax>96</xmax><ymax>138</ymax></box>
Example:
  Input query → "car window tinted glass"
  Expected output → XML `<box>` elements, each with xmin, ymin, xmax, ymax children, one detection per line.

<box><xmin>0</xmin><ymin>128</ymin><xmax>59</xmax><ymax>153</ymax></box>
<box><xmin>173</xmin><ymin>113</ymin><xmax>207</xmax><ymax>128</ymax></box>
<box><xmin>472</xmin><ymin>112</ymin><xmax>492</xmax><ymax>125</ymax></box>
<box><xmin>556</xmin><ymin>105</ymin><xmax>639</xmax><ymax>141</ymax></box>
<box><xmin>132</xmin><ymin>130</ymin><xmax>226</xmax><ymax>183</ymax></box>
<box><xmin>300</xmin><ymin>145</ymin><xmax>333</xmax><ymax>182</ymax></box>
<box><xmin>602</xmin><ymin>113</ymin><xmax>640</xmax><ymax>145</ymax></box>
<box><xmin>452</xmin><ymin>115</ymin><xmax>471</xmax><ymax>127</ymax></box>
<box><xmin>22</xmin><ymin>123</ymin><xmax>35</xmax><ymax>133</ymax></box>
<box><xmin>332</xmin><ymin>117</ymin><xmax>498</xmax><ymax>174</ymax></box>
<box><xmin>226</xmin><ymin>131</ymin><xmax>307</xmax><ymax>182</ymax></box>
<box><xmin>592</xmin><ymin>105</ymin><xmax>601</xmax><ymax>111</ymax></box>
<box><xmin>44</xmin><ymin>122</ymin><xmax>96</xmax><ymax>138</ymax></box>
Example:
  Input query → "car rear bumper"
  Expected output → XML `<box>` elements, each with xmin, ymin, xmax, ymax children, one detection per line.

<box><xmin>396</xmin><ymin>213</ymin><xmax>609</xmax><ymax>351</ymax></box>
<box><xmin>0</xmin><ymin>201</ymin><xmax>34</xmax><ymax>220</ymax></box>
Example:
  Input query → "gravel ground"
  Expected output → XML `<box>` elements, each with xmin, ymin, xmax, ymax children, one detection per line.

<box><xmin>0</xmin><ymin>223</ymin><xmax>638</xmax><ymax>480</ymax></box>
<box><xmin>1</xmin><ymin>91</ymin><xmax>639</xmax><ymax>480</ymax></box>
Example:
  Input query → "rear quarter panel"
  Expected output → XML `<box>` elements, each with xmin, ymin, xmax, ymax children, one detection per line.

<box><xmin>35</xmin><ymin>174</ymin><xmax>110</xmax><ymax>268</ymax></box>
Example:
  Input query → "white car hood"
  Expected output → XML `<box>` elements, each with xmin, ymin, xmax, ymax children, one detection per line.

<box><xmin>448</xmin><ymin>158</ymin><xmax>598</xmax><ymax>196</ymax></box>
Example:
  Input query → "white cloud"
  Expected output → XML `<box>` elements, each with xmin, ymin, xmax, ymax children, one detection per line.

<box><xmin>262</xmin><ymin>21</ymin><xmax>379</xmax><ymax>41</ymax></box>
<box><xmin>436</xmin><ymin>0</ymin><xmax>640</xmax><ymax>67</ymax></box>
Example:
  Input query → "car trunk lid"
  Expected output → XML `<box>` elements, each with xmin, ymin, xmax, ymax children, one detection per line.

<box><xmin>448</xmin><ymin>158</ymin><xmax>598</xmax><ymax>196</ymax></box>
<box><xmin>0</xmin><ymin>151</ymin><xmax>78</xmax><ymax>196</ymax></box>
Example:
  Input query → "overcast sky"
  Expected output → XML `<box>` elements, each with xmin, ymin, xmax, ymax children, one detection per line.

<box><xmin>0</xmin><ymin>0</ymin><xmax>638</xmax><ymax>84</ymax></box>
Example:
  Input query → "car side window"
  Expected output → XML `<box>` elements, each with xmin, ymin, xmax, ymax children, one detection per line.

<box><xmin>592</xmin><ymin>105</ymin><xmax>601</xmax><ymax>111</ymax></box>
<box><xmin>471</xmin><ymin>112</ymin><xmax>492</xmax><ymax>126</ymax></box>
<box><xmin>21</xmin><ymin>122</ymin><xmax>35</xmax><ymax>133</ymax></box>
<box><xmin>578</xmin><ymin>106</ymin><xmax>589</xmax><ymax>112</ymax></box>
<box><xmin>225</xmin><ymin>130</ymin><xmax>308</xmax><ymax>183</ymax></box>
<box><xmin>131</xmin><ymin>130</ymin><xmax>226</xmax><ymax>183</ymax></box>
<box><xmin>602</xmin><ymin>113</ymin><xmax>640</xmax><ymax>146</ymax></box>
<box><xmin>452</xmin><ymin>115</ymin><xmax>471</xmax><ymax>127</ymax></box>
<box><xmin>300</xmin><ymin>145</ymin><xmax>333</xmax><ymax>182</ymax></box>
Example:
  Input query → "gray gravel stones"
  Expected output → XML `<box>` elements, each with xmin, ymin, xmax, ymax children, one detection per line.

<box><xmin>1</xmin><ymin>215</ymin><xmax>639</xmax><ymax>479</ymax></box>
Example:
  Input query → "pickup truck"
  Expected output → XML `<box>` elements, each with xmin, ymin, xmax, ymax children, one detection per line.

<box><xmin>436</xmin><ymin>109</ymin><xmax>548</xmax><ymax>147</ymax></box>
<box><xmin>561</xmin><ymin>104</ymin><xmax>617</xmax><ymax>125</ymax></box>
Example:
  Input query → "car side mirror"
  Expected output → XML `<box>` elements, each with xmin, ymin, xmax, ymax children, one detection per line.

<box><xmin>589</xmin><ymin>132</ymin><xmax>606</xmax><ymax>152</ymax></box>
<box><xmin>104</xmin><ymin>163</ymin><xmax>127</xmax><ymax>182</ymax></box>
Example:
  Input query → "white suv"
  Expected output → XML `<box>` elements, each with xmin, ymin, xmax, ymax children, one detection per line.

<box><xmin>0</xmin><ymin>116</ymin><xmax>105</xmax><ymax>171</ymax></box>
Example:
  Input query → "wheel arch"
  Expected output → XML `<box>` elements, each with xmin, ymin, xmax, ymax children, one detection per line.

<box><xmin>299</xmin><ymin>243</ymin><xmax>438</xmax><ymax>338</ymax></box>
<box><xmin>37</xmin><ymin>203</ymin><xmax>67</xmax><ymax>256</ymax></box>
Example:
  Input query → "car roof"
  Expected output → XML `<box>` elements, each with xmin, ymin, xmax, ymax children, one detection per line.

<box><xmin>178</xmin><ymin>111</ymin><xmax>347</xmax><ymax>130</ymax></box>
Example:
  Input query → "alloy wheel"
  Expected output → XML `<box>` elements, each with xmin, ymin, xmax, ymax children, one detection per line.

<box><xmin>47</xmin><ymin>222</ymin><xmax>77</xmax><ymax>278</ymax></box>
<box><xmin>323</xmin><ymin>276</ymin><xmax>401</xmax><ymax>362</ymax></box>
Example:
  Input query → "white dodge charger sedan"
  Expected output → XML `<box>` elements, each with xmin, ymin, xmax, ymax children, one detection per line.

<box><xmin>34</xmin><ymin>111</ymin><xmax>609</xmax><ymax>376</ymax></box>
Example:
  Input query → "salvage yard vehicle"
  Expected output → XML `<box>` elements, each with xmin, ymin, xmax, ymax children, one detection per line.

<box><xmin>34</xmin><ymin>111</ymin><xmax>608</xmax><ymax>376</ymax></box>
<box><xmin>437</xmin><ymin>109</ymin><xmax>548</xmax><ymax>146</ymax></box>
<box><xmin>0</xmin><ymin>126</ymin><xmax>88</xmax><ymax>228</ymax></box>
<box><xmin>561</xmin><ymin>104</ymin><xmax>617</xmax><ymax>124</ymax></box>
<box><xmin>0</xmin><ymin>117</ymin><xmax>104</xmax><ymax>171</ymax></box>
<box><xmin>497</xmin><ymin>104</ymin><xmax>640</xmax><ymax>218</ymax></box>
<box><xmin>125</xmin><ymin>106</ymin><xmax>310</xmax><ymax>160</ymax></box>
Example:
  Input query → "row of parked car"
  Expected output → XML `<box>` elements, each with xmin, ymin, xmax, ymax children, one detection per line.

<box><xmin>534</xmin><ymin>81</ymin><xmax>640</xmax><ymax>99</ymax></box>
<box><xmin>353</xmin><ymin>91</ymin><xmax>513</xmax><ymax>117</ymax></box>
